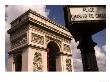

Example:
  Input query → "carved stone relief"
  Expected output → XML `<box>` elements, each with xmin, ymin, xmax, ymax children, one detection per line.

<box><xmin>63</xmin><ymin>44</ymin><xmax>71</xmax><ymax>53</ymax></box>
<box><xmin>10</xmin><ymin>26</ymin><xmax>28</xmax><ymax>41</ymax></box>
<box><xmin>28</xmin><ymin>15</ymin><xmax>71</xmax><ymax>39</ymax></box>
<box><xmin>29</xmin><ymin>25</ymin><xmax>71</xmax><ymax>44</ymax></box>
<box><xmin>31</xmin><ymin>33</ymin><xmax>44</xmax><ymax>45</ymax></box>
<box><xmin>66</xmin><ymin>58</ymin><xmax>72</xmax><ymax>72</ymax></box>
<box><xmin>11</xmin><ymin>33</ymin><xmax>27</xmax><ymax>49</ymax></box>
<box><xmin>33</xmin><ymin>52</ymin><xmax>42</xmax><ymax>72</ymax></box>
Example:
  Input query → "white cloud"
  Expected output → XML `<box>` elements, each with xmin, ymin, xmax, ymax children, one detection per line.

<box><xmin>5</xmin><ymin>21</ymin><xmax>11</xmax><ymax>52</ymax></box>
<box><xmin>5</xmin><ymin>21</ymin><xmax>11</xmax><ymax>66</ymax></box>
<box><xmin>6</xmin><ymin>5</ymin><xmax>49</xmax><ymax>23</ymax></box>
<box><xmin>94</xmin><ymin>45</ymin><xmax>106</xmax><ymax>71</ymax></box>
<box><xmin>73</xmin><ymin>59</ymin><xmax>83</xmax><ymax>71</ymax></box>
<box><xmin>71</xmin><ymin>38</ymin><xmax>106</xmax><ymax>72</ymax></box>
<box><xmin>94</xmin><ymin>46</ymin><xmax>105</xmax><ymax>59</ymax></box>
<box><xmin>71</xmin><ymin>39</ymin><xmax>83</xmax><ymax>71</ymax></box>
<box><xmin>102</xmin><ymin>45</ymin><xmax>106</xmax><ymax>53</ymax></box>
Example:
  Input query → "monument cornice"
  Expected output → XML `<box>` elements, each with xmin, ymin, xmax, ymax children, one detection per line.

<box><xmin>8</xmin><ymin>9</ymin><xmax>73</xmax><ymax>39</ymax></box>
<box><xmin>8</xmin><ymin>44</ymin><xmax>47</xmax><ymax>54</ymax></box>
<box><xmin>11</xmin><ymin>9</ymin><xmax>69</xmax><ymax>31</ymax></box>
<box><xmin>28</xmin><ymin>17</ymin><xmax>72</xmax><ymax>39</ymax></box>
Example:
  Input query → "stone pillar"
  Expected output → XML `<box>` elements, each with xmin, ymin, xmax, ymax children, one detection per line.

<box><xmin>56</xmin><ymin>54</ymin><xmax>62</xmax><ymax>71</ymax></box>
<box><xmin>77</xmin><ymin>34</ymin><xmax>99</xmax><ymax>71</ymax></box>
<box><xmin>41</xmin><ymin>49</ymin><xmax>48</xmax><ymax>72</ymax></box>
<box><xmin>7</xmin><ymin>55</ymin><xmax>14</xmax><ymax>71</ymax></box>
<box><xmin>22</xmin><ymin>48</ymin><xmax>28</xmax><ymax>71</ymax></box>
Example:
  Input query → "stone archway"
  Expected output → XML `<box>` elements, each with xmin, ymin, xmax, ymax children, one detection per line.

<box><xmin>14</xmin><ymin>54</ymin><xmax>22</xmax><ymax>71</ymax></box>
<box><xmin>7</xmin><ymin>9</ymin><xmax>73</xmax><ymax>72</ymax></box>
<box><xmin>47</xmin><ymin>41</ymin><xmax>60</xmax><ymax>71</ymax></box>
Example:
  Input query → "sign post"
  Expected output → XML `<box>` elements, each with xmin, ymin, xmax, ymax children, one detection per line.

<box><xmin>64</xmin><ymin>5</ymin><xmax>106</xmax><ymax>71</ymax></box>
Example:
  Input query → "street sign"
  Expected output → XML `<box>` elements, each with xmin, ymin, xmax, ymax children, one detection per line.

<box><xmin>69</xmin><ymin>6</ymin><xmax>106</xmax><ymax>22</ymax></box>
<box><xmin>64</xmin><ymin>5</ymin><xmax>106</xmax><ymax>24</ymax></box>
<box><xmin>64</xmin><ymin>5</ymin><xmax>106</xmax><ymax>37</ymax></box>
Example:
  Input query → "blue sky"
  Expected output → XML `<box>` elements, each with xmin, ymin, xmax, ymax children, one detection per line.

<box><xmin>46</xmin><ymin>5</ymin><xmax>65</xmax><ymax>25</ymax></box>
<box><xmin>46</xmin><ymin>5</ymin><xmax>106</xmax><ymax>48</ymax></box>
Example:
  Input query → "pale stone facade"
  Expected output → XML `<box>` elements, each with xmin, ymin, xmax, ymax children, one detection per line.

<box><xmin>7</xmin><ymin>9</ymin><xmax>74</xmax><ymax>72</ymax></box>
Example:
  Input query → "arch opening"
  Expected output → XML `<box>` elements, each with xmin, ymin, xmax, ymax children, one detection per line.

<box><xmin>47</xmin><ymin>41</ymin><xmax>60</xmax><ymax>71</ymax></box>
<box><xmin>15</xmin><ymin>54</ymin><xmax>22</xmax><ymax>71</ymax></box>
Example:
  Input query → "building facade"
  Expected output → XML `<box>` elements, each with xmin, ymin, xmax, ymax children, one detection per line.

<box><xmin>7</xmin><ymin>9</ymin><xmax>74</xmax><ymax>72</ymax></box>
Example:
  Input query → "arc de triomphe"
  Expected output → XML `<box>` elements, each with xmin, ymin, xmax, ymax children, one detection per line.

<box><xmin>7</xmin><ymin>9</ymin><xmax>74</xmax><ymax>72</ymax></box>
